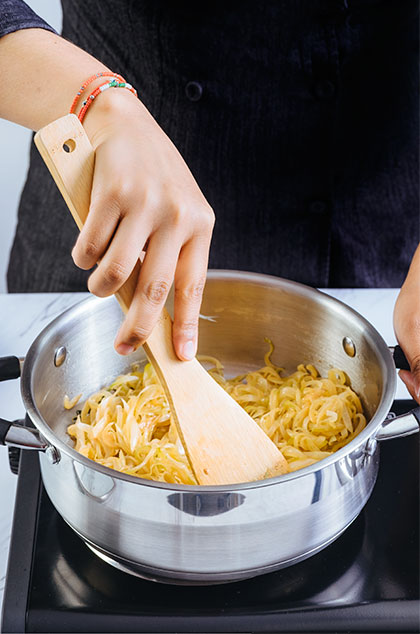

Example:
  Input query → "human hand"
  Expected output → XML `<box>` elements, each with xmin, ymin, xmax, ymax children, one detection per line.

<box><xmin>71</xmin><ymin>89</ymin><xmax>214</xmax><ymax>361</ymax></box>
<box><xmin>393</xmin><ymin>245</ymin><xmax>420</xmax><ymax>403</ymax></box>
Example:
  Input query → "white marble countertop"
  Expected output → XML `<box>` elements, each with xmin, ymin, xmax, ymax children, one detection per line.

<box><xmin>0</xmin><ymin>289</ymin><xmax>410</xmax><ymax>624</ymax></box>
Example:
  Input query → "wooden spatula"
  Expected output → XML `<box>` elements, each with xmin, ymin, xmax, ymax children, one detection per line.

<box><xmin>34</xmin><ymin>114</ymin><xmax>289</xmax><ymax>485</ymax></box>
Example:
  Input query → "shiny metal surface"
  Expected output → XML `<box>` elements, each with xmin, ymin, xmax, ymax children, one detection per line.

<box><xmin>342</xmin><ymin>336</ymin><xmax>356</xmax><ymax>358</ymax></box>
<box><xmin>53</xmin><ymin>346</ymin><xmax>67</xmax><ymax>368</ymax></box>
<box><xmin>79</xmin><ymin>519</ymin><xmax>358</xmax><ymax>584</ymax></box>
<box><xmin>13</xmin><ymin>272</ymin><xmax>416</xmax><ymax>582</ymax></box>
<box><xmin>45</xmin><ymin>445</ymin><xmax>61</xmax><ymax>464</ymax></box>
<box><xmin>5</xmin><ymin>425</ymin><xmax>48</xmax><ymax>451</ymax></box>
<box><xmin>376</xmin><ymin>411</ymin><xmax>420</xmax><ymax>441</ymax></box>
<box><xmin>38</xmin><ymin>445</ymin><xmax>378</xmax><ymax>582</ymax></box>
<box><xmin>18</xmin><ymin>357</ymin><xmax>25</xmax><ymax>374</ymax></box>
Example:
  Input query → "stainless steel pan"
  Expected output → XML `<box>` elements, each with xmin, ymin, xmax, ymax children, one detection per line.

<box><xmin>1</xmin><ymin>272</ymin><xmax>419</xmax><ymax>584</ymax></box>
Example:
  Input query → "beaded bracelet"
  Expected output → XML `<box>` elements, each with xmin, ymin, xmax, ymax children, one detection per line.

<box><xmin>70</xmin><ymin>71</ymin><xmax>124</xmax><ymax>114</ymax></box>
<box><xmin>77</xmin><ymin>78</ymin><xmax>138</xmax><ymax>123</ymax></box>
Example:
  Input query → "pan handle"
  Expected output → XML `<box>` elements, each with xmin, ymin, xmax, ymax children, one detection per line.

<box><xmin>376</xmin><ymin>406</ymin><xmax>420</xmax><ymax>441</ymax></box>
<box><xmin>0</xmin><ymin>356</ymin><xmax>24</xmax><ymax>382</ymax></box>
<box><xmin>376</xmin><ymin>346</ymin><xmax>420</xmax><ymax>440</ymax></box>
<box><xmin>390</xmin><ymin>345</ymin><xmax>411</xmax><ymax>371</ymax></box>
<box><xmin>0</xmin><ymin>418</ymin><xmax>48</xmax><ymax>451</ymax></box>
<box><xmin>0</xmin><ymin>358</ymin><xmax>46</xmax><ymax>449</ymax></box>
<box><xmin>0</xmin><ymin>359</ymin><xmax>59</xmax><ymax>460</ymax></box>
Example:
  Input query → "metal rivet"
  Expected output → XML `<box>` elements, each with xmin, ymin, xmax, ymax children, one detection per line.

<box><xmin>342</xmin><ymin>337</ymin><xmax>356</xmax><ymax>357</ymax></box>
<box><xmin>45</xmin><ymin>446</ymin><xmax>61</xmax><ymax>465</ymax></box>
<box><xmin>364</xmin><ymin>438</ymin><xmax>377</xmax><ymax>458</ymax></box>
<box><xmin>54</xmin><ymin>346</ymin><xmax>67</xmax><ymax>367</ymax></box>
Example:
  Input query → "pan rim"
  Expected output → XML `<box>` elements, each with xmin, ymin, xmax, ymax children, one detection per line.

<box><xmin>20</xmin><ymin>270</ymin><xmax>397</xmax><ymax>492</ymax></box>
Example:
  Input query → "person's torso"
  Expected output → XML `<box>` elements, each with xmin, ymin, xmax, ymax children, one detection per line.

<box><xmin>7</xmin><ymin>0</ymin><xmax>419</xmax><ymax>292</ymax></box>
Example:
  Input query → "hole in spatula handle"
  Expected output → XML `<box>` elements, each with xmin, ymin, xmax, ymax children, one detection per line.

<box><xmin>63</xmin><ymin>138</ymin><xmax>76</xmax><ymax>153</ymax></box>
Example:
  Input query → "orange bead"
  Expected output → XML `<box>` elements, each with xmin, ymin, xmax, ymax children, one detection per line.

<box><xmin>69</xmin><ymin>72</ymin><xmax>125</xmax><ymax>114</ymax></box>
<box><xmin>77</xmin><ymin>79</ymin><xmax>138</xmax><ymax>123</ymax></box>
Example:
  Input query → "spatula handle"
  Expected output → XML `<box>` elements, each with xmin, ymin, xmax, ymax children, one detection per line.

<box><xmin>35</xmin><ymin>115</ymin><xmax>200</xmax><ymax>475</ymax></box>
<box><xmin>34</xmin><ymin>114</ymin><xmax>139</xmax><ymax>313</ymax></box>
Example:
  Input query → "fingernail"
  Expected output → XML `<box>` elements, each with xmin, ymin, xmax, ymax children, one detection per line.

<box><xmin>181</xmin><ymin>340</ymin><xmax>195</xmax><ymax>361</ymax></box>
<box><xmin>116</xmin><ymin>343</ymin><xmax>135</xmax><ymax>356</ymax></box>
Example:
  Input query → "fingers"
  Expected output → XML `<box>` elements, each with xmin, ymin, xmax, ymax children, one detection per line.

<box><xmin>72</xmin><ymin>186</ymin><xmax>121</xmax><ymax>270</ymax></box>
<box><xmin>114</xmin><ymin>230</ymin><xmax>181</xmax><ymax>354</ymax></box>
<box><xmin>70</xmin><ymin>119</ymin><xmax>215</xmax><ymax>359</ymax></box>
<box><xmin>87</xmin><ymin>214</ymin><xmax>149</xmax><ymax>297</ymax></box>
<box><xmin>172</xmin><ymin>238</ymin><xmax>210</xmax><ymax>361</ymax></box>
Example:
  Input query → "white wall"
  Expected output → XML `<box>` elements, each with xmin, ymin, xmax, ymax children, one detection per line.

<box><xmin>0</xmin><ymin>1</ymin><xmax>62</xmax><ymax>292</ymax></box>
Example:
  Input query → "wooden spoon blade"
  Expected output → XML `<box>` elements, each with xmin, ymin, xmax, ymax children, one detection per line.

<box><xmin>145</xmin><ymin>310</ymin><xmax>289</xmax><ymax>485</ymax></box>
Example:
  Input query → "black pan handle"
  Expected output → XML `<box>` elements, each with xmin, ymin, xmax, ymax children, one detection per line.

<box><xmin>392</xmin><ymin>345</ymin><xmax>411</xmax><ymax>371</ymax></box>
<box><xmin>0</xmin><ymin>418</ymin><xmax>12</xmax><ymax>445</ymax></box>
<box><xmin>0</xmin><ymin>356</ymin><xmax>21</xmax><ymax>382</ymax></box>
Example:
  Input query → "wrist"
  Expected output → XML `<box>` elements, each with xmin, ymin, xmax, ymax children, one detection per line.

<box><xmin>82</xmin><ymin>87</ymin><xmax>143</xmax><ymax>147</ymax></box>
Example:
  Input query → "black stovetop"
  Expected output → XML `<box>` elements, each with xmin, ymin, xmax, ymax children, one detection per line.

<box><xmin>2</xmin><ymin>401</ymin><xmax>419</xmax><ymax>633</ymax></box>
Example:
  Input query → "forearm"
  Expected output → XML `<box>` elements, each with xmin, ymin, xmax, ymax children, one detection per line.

<box><xmin>0</xmin><ymin>25</ymin><xmax>214</xmax><ymax>363</ymax></box>
<box><xmin>0</xmin><ymin>28</ymin><xmax>110</xmax><ymax>131</ymax></box>
<box><xmin>394</xmin><ymin>243</ymin><xmax>420</xmax><ymax>402</ymax></box>
<box><xmin>404</xmin><ymin>243</ymin><xmax>420</xmax><ymax>282</ymax></box>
